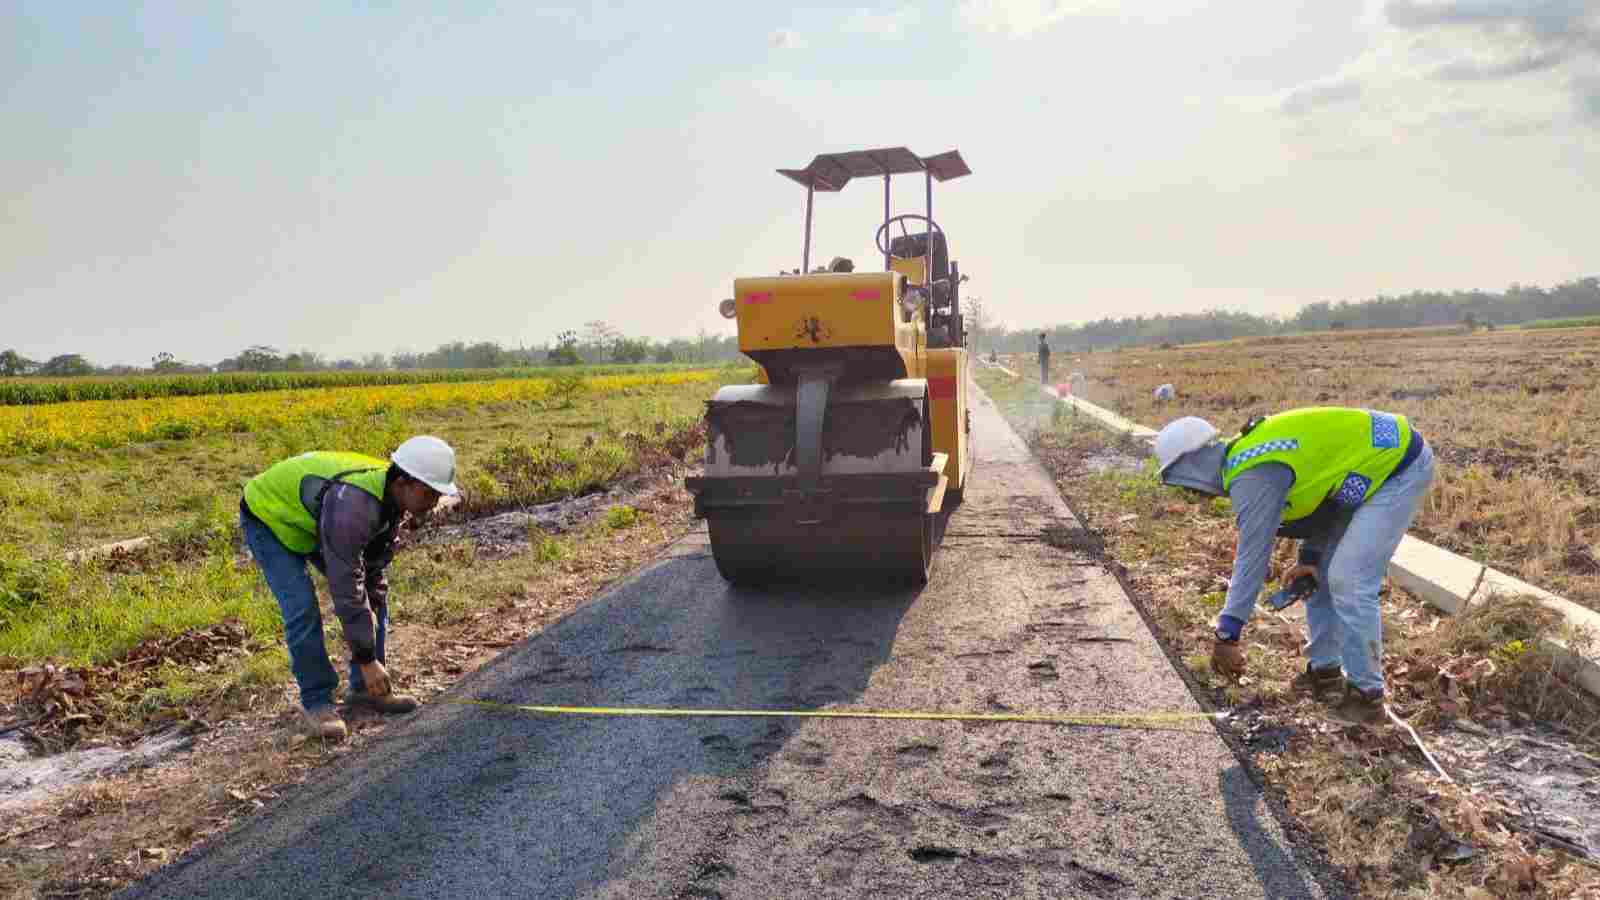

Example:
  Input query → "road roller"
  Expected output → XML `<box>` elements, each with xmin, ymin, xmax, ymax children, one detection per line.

<box><xmin>684</xmin><ymin>146</ymin><xmax>973</xmax><ymax>585</ymax></box>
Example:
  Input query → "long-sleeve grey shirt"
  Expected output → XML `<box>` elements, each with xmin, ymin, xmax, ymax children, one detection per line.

<box><xmin>310</xmin><ymin>481</ymin><xmax>401</xmax><ymax>664</ymax></box>
<box><xmin>1218</xmin><ymin>462</ymin><xmax>1294</xmax><ymax>629</ymax></box>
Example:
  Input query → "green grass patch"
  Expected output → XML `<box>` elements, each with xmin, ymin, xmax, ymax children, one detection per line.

<box><xmin>0</xmin><ymin>363</ymin><xmax>739</xmax><ymax>667</ymax></box>
<box><xmin>1515</xmin><ymin>316</ymin><xmax>1600</xmax><ymax>330</ymax></box>
<box><xmin>0</xmin><ymin>552</ymin><xmax>279</xmax><ymax>665</ymax></box>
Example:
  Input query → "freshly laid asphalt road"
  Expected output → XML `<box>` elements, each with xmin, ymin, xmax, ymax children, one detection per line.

<box><xmin>121</xmin><ymin>384</ymin><xmax>1340</xmax><ymax>900</ymax></box>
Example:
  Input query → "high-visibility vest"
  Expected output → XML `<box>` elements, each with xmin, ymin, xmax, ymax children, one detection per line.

<box><xmin>243</xmin><ymin>451</ymin><xmax>389</xmax><ymax>553</ymax></box>
<box><xmin>1221</xmin><ymin>407</ymin><xmax>1414</xmax><ymax>523</ymax></box>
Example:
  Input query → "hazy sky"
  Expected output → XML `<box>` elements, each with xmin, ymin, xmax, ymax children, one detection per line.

<box><xmin>4</xmin><ymin>1</ymin><xmax>1596</xmax><ymax>366</ymax></box>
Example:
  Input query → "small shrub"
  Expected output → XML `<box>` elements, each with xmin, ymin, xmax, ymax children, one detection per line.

<box><xmin>605</xmin><ymin>505</ymin><xmax>640</xmax><ymax>529</ymax></box>
<box><xmin>551</xmin><ymin>373</ymin><xmax>586</xmax><ymax>408</ymax></box>
<box><xmin>533</xmin><ymin>534</ymin><xmax>568</xmax><ymax>562</ymax></box>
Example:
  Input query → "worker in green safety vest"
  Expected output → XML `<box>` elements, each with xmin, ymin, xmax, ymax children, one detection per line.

<box><xmin>239</xmin><ymin>436</ymin><xmax>460</xmax><ymax>741</ymax></box>
<box><xmin>1153</xmin><ymin>407</ymin><xmax>1434</xmax><ymax>726</ymax></box>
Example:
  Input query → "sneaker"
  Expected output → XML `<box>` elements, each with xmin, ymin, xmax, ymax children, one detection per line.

<box><xmin>348</xmin><ymin>691</ymin><xmax>420</xmax><ymax>715</ymax></box>
<box><xmin>1327</xmin><ymin>684</ymin><xmax>1386</xmax><ymax>726</ymax></box>
<box><xmin>302</xmin><ymin>706</ymin><xmax>349</xmax><ymax>741</ymax></box>
<box><xmin>1290</xmin><ymin>662</ymin><xmax>1344</xmax><ymax>701</ymax></box>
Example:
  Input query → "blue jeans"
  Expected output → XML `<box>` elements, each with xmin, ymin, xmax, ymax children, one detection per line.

<box><xmin>240</xmin><ymin>507</ymin><xmax>387</xmax><ymax>710</ymax></box>
<box><xmin>1301</xmin><ymin>442</ymin><xmax>1435</xmax><ymax>693</ymax></box>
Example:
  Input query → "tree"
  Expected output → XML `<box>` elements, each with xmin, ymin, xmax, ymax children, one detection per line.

<box><xmin>547</xmin><ymin>330</ymin><xmax>581</xmax><ymax>366</ymax></box>
<box><xmin>237</xmin><ymin>345</ymin><xmax>283</xmax><ymax>371</ymax></box>
<box><xmin>0</xmin><ymin>350</ymin><xmax>37</xmax><ymax>377</ymax></box>
<box><xmin>463</xmin><ymin>341</ymin><xmax>507</xmax><ymax>369</ymax></box>
<box><xmin>38</xmin><ymin>354</ymin><xmax>93</xmax><ymax>377</ymax></box>
<box><xmin>965</xmin><ymin>296</ymin><xmax>987</xmax><ymax>349</ymax></box>
<box><xmin>612</xmin><ymin>337</ymin><xmax>650</xmax><ymax>364</ymax></box>
<box><xmin>151</xmin><ymin>352</ymin><xmax>185</xmax><ymax>373</ymax></box>
<box><xmin>653</xmin><ymin>344</ymin><xmax>676</xmax><ymax>363</ymax></box>
<box><xmin>281</xmin><ymin>350</ymin><xmax>325</xmax><ymax>372</ymax></box>
<box><xmin>582</xmin><ymin>321</ymin><xmax>621</xmax><ymax>362</ymax></box>
<box><xmin>361</xmin><ymin>352</ymin><xmax>388</xmax><ymax>370</ymax></box>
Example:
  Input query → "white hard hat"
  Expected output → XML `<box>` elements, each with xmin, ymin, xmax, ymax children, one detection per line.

<box><xmin>1154</xmin><ymin>416</ymin><xmax>1219</xmax><ymax>475</ymax></box>
<box><xmin>391</xmin><ymin>435</ymin><xmax>459</xmax><ymax>496</ymax></box>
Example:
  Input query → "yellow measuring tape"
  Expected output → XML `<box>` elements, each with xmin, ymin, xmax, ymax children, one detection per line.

<box><xmin>446</xmin><ymin>699</ymin><xmax>1220</xmax><ymax>732</ymax></box>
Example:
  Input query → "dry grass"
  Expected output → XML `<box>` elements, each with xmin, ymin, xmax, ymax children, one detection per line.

<box><xmin>1013</xmin><ymin>325</ymin><xmax>1600</xmax><ymax>611</ymax></box>
<box><xmin>976</xmin><ymin>365</ymin><xmax>1600</xmax><ymax>899</ymax></box>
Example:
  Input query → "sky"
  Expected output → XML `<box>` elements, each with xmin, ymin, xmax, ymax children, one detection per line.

<box><xmin>3</xmin><ymin>1</ymin><xmax>1597</xmax><ymax>367</ymax></box>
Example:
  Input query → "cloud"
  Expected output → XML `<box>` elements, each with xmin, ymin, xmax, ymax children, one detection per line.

<box><xmin>1384</xmin><ymin>0</ymin><xmax>1592</xmax><ymax>36</ymax></box>
<box><xmin>770</xmin><ymin>28</ymin><xmax>805</xmax><ymax>50</ymax></box>
<box><xmin>1280</xmin><ymin>77</ymin><xmax>1365</xmax><ymax>116</ymax></box>
<box><xmin>1267</xmin><ymin>0</ymin><xmax>1600</xmax><ymax>136</ymax></box>
<box><xmin>1430</xmin><ymin>49</ymin><xmax>1567</xmax><ymax>81</ymax></box>
<box><xmin>955</xmin><ymin>0</ymin><xmax>1115</xmax><ymax>37</ymax></box>
<box><xmin>842</xmin><ymin>6</ymin><xmax>922</xmax><ymax>39</ymax></box>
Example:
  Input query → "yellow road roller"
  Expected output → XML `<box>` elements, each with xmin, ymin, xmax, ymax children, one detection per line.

<box><xmin>684</xmin><ymin>146</ymin><xmax>973</xmax><ymax>585</ymax></box>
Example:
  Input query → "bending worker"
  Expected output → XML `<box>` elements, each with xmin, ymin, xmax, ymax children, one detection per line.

<box><xmin>1154</xmin><ymin>407</ymin><xmax>1433</xmax><ymax>725</ymax></box>
<box><xmin>239</xmin><ymin>436</ymin><xmax>460</xmax><ymax>740</ymax></box>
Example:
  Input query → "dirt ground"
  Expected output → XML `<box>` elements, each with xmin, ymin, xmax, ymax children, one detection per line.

<box><xmin>1014</xmin><ymin>325</ymin><xmax>1600</xmax><ymax>611</ymax></box>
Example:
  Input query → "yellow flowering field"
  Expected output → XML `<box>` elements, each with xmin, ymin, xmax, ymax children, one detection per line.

<box><xmin>0</xmin><ymin>370</ymin><xmax>724</xmax><ymax>454</ymax></box>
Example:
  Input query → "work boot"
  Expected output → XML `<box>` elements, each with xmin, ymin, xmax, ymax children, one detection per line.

<box><xmin>348</xmin><ymin>691</ymin><xmax>420</xmax><ymax>715</ymax></box>
<box><xmin>1290</xmin><ymin>662</ymin><xmax>1344</xmax><ymax>701</ymax></box>
<box><xmin>302</xmin><ymin>706</ymin><xmax>349</xmax><ymax>741</ymax></box>
<box><xmin>1327</xmin><ymin>683</ymin><xmax>1386</xmax><ymax>726</ymax></box>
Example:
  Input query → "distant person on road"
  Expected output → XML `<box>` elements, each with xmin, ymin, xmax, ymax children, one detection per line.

<box><xmin>1037</xmin><ymin>332</ymin><xmax>1051</xmax><ymax>385</ymax></box>
<box><xmin>1153</xmin><ymin>408</ymin><xmax>1434</xmax><ymax>726</ymax></box>
<box><xmin>239</xmin><ymin>436</ymin><xmax>460</xmax><ymax>740</ymax></box>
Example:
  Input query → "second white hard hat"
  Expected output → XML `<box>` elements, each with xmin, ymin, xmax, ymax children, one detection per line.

<box><xmin>391</xmin><ymin>435</ymin><xmax>460</xmax><ymax>496</ymax></box>
<box><xmin>1154</xmin><ymin>416</ymin><xmax>1219</xmax><ymax>475</ymax></box>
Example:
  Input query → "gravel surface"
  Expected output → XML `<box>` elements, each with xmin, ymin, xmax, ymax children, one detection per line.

<box><xmin>118</xmin><ymin>384</ymin><xmax>1340</xmax><ymax>900</ymax></box>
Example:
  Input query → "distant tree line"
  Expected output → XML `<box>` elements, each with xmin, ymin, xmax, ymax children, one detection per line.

<box><xmin>9</xmin><ymin>276</ymin><xmax>1599</xmax><ymax>377</ymax></box>
<box><xmin>0</xmin><ymin>320</ymin><xmax>744</xmax><ymax>378</ymax></box>
<box><xmin>970</xmin><ymin>276</ymin><xmax>1600</xmax><ymax>355</ymax></box>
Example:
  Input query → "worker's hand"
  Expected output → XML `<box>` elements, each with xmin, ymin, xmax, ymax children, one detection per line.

<box><xmin>359</xmin><ymin>661</ymin><xmax>391</xmax><ymax>697</ymax></box>
<box><xmin>1210</xmin><ymin>639</ymin><xmax>1245</xmax><ymax>678</ymax></box>
<box><xmin>1281</xmin><ymin>564</ymin><xmax>1317</xmax><ymax>588</ymax></box>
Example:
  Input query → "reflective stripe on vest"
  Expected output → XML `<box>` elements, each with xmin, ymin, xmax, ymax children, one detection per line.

<box><xmin>1220</xmin><ymin>407</ymin><xmax>1412</xmax><ymax>522</ymax></box>
<box><xmin>242</xmin><ymin>451</ymin><xmax>389</xmax><ymax>553</ymax></box>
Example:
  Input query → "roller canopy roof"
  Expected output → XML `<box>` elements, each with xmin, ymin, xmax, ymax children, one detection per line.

<box><xmin>777</xmin><ymin>147</ymin><xmax>970</xmax><ymax>192</ymax></box>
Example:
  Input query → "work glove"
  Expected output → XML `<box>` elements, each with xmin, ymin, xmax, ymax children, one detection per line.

<box><xmin>1210</xmin><ymin>638</ymin><xmax>1245</xmax><ymax>677</ymax></box>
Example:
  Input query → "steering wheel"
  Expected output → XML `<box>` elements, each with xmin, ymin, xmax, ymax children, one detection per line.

<box><xmin>875</xmin><ymin>213</ymin><xmax>945</xmax><ymax>261</ymax></box>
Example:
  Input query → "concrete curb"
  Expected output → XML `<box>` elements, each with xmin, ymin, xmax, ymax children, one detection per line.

<box><xmin>1017</xmin><ymin>379</ymin><xmax>1600</xmax><ymax>702</ymax></box>
<box><xmin>1040</xmin><ymin>385</ymin><xmax>1158</xmax><ymax>442</ymax></box>
<box><xmin>1389</xmin><ymin>536</ymin><xmax>1600</xmax><ymax>698</ymax></box>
